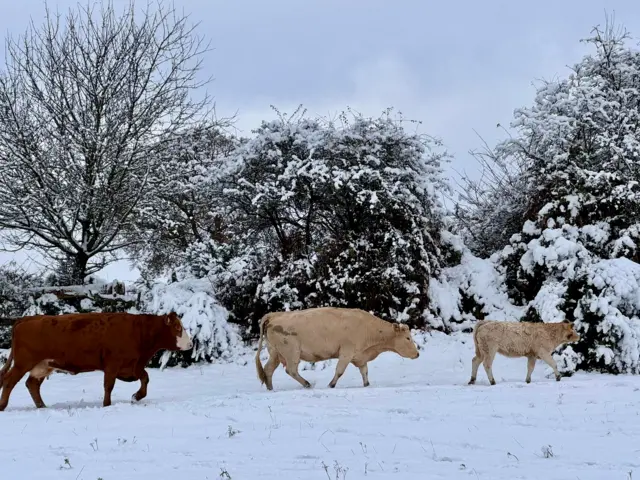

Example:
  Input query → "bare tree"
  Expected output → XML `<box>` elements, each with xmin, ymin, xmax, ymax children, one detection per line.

<box><xmin>454</xmin><ymin>131</ymin><xmax>535</xmax><ymax>257</ymax></box>
<box><xmin>0</xmin><ymin>0</ymin><xmax>212</xmax><ymax>284</ymax></box>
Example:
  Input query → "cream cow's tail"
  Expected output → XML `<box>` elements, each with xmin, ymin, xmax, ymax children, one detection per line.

<box><xmin>255</xmin><ymin>314</ymin><xmax>272</xmax><ymax>386</ymax></box>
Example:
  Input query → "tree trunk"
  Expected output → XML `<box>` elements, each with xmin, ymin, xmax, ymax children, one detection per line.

<box><xmin>57</xmin><ymin>253</ymin><xmax>89</xmax><ymax>286</ymax></box>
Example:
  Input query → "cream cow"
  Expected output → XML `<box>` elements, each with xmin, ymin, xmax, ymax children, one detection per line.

<box><xmin>255</xmin><ymin>307</ymin><xmax>420</xmax><ymax>390</ymax></box>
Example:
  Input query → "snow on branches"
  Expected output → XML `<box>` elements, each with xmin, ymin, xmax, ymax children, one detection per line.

<box><xmin>481</xmin><ymin>22</ymin><xmax>640</xmax><ymax>374</ymax></box>
<box><xmin>189</xmin><ymin>108</ymin><xmax>452</xmax><ymax>331</ymax></box>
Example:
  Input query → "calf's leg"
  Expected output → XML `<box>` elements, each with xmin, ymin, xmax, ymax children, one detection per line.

<box><xmin>538</xmin><ymin>351</ymin><xmax>561</xmax><ymax>381</ymax></box>
<box><xmin>482</xmin><ymin>350</ymin><xmax>497</xmax><ymax>385</ymax></box>
<box><xmin>525</xmin><ymin>356</ymin><xmax>536</xmax><ymax>383</ymax></box>
<box><xmin>468</xmin><ymin>352</ymin><xmax>483</xmax><ymax>385</ymax></box>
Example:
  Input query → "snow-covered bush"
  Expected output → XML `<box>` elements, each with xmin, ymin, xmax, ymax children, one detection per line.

<box><xmin>0</xmin><ymin>262</ymin><xmax>41</xmax><ymax>318</ymax></box>
<box><xmin>566</xmin><ymin>258</ymin><xmax>640</xmax><ymax>374</ymax></box>
<box><xmin>426</xmin><ymin>231</ymin><xmax>524</xmax><ymax>332</ymax></box>
<box><xmin>468</xmin><ymin>22</ymin><xmax>640</xmax><ymax>374</ymax></box>
<box><xmin>138</xmin><ymin>272</ymin><xmax>246</xmax><ymax>368</ymax></box>
<box><xmin>190</xmin><ymin>107</ymin><xmax>453</xmax><ymax>332</ymax></box>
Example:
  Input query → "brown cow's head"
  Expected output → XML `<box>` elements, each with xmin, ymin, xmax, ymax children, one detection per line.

<box><xmin>165</xmin><ymin>312</ymin><xmax>193</xmax><ymax>351</ymax></box>
<box><xmin>392</xmin><ymin>323</ymin><xmax>420</xmax><ymax>359</ymax></box>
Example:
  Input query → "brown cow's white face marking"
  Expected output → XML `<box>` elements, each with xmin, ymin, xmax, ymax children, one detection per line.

<box><xmin>166</xmin><ymin>313</ymin><xmax>193</xmax><ymax>350</ymax></box>
<box><xmin>177</xmin><ymin>324</ymin><xmax>193</xmax><ymax>350</ymax></box>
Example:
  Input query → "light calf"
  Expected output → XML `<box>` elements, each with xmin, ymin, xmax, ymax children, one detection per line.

<box><xmin>254</xmin><ymin>307</ymin><xmax>420</xmax><ymax>390</ymax></box>
<box><xmin>468</xmin><ymin>320</ymin><xmax>580</xmax><ymax>385</ymax></box>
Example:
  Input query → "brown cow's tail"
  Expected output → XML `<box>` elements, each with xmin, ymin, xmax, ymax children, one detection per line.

<box><xmin>0</xmin><ymin>349</ymin><xmax>13</xmax><ymax>385</ymax></box>
<box><xmin>255</xmin><ymin>314</ymin><xmax>271</xmax><ymax>386</ymax></box>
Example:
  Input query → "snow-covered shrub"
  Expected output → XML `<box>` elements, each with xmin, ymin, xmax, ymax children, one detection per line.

<box><xmin>191</xmin><ymin>107</ymin><xmax>453</xmax><ymax>332</ymax></box>
<box><xmin>564</xmin><ymin>258</ymin><xmax>640</xmax><ymax>374</ymax></box>
<box><xmin>138</xmin><ymin>272</ymin><xmax>246</xmax><ymax>367</ymax></box>
<box><xmin>426</xmin><ymin>231</ymin><xmax>524</xmax><ymax>332</ymax></box>
<box><xmin>468</xmin><ymin>22</ymin><xmax>640</xmax><ymax>374</ymax></box>
<box><xmin>0</xmin><ymin>262</ymin><xmax>41</xmax><ymax>318</ymax></box>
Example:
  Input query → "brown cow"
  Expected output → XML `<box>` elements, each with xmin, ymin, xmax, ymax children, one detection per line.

<box><xmin>254</xmin><ymin>306</ymin><xmax>420</xmax><ymax>390</ymax></box>
<box><xmin>468</xmin><ymin>320</ymin><xmax>580</xmax><ymax>385</ymax></box>
<box><xmin>0</xmin><ymin>311</ymin><xmax>192</xmax><ymax>411</ymax></box>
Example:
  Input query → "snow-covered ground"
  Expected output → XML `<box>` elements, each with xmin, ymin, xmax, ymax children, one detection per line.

<box><xmin>1</xmin><ymin>332</ymin><xmax>638</xmax><ymax>480</ymax></box>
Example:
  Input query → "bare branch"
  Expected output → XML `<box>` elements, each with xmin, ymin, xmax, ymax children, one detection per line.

<box><xmin>0</xmin><ymin>0</ymin><xmax>212</xmax><ymax>283</ymax></box>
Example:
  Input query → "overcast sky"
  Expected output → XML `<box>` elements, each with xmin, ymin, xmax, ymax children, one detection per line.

<box><xmin>1</xmin><ymin>0</ymin><xmax>639</xmax><ymax>282</ymax></box>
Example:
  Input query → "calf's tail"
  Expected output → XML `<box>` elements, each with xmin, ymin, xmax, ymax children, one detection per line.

<box><xmin>472</xmin><ymin>320</ymin><xmax>489</xmax><ymax>350</ymax></box>
<box><xmin>0</xmin><ymin>349</ymin><xmax>13</xmax><ymax>385</ymax></box>
<box><xmin>255</xmin><ymin>314</ymin><xmax>271</xmax><ymax>385</ymax></box>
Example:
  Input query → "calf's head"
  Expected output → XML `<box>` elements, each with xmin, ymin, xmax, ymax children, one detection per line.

<box><xmin>165</xmin><ymin>312</ymin><xmax>193</xmax><ymax>350</ymax></box>
<box><xmin>392</xmin><ymin>323</ymin><xmax>420</xmax><ymax>359</ymax></box>
<box><xmin>560</xmin><ymin>322</ymin><xmax>580</xmax><ymax>344</ymax></box>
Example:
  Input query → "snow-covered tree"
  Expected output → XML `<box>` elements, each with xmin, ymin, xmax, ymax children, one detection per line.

<box><xmin>127</xmin><ymin>123</ymin><xmax>239</xmax><ymax>278</ymax></box>
<box><xmin>191</xmin><ymin>107</ymin><xmax>452</xmax><ymax>331</ymax></box>
<box><xmin>0</xmin><ymin>1</ymin><xmax>211</xmax><ymax>284</ymax></box>
<box><xmin>477</xmin><ymin>21</ymin><xmax>640</xmax><ymax>374</ymax></box>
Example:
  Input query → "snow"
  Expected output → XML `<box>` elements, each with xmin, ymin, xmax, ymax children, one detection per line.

<box><xmin>428</xmin><ymin>234</ymin><xmax>524</xmax><ymax>330</ymax></box>
<box><xmin>141</xmin><ymin>277</ymin><xmax>245</xmax><ymax>366</ymax></box>
<box><xmin>0</xmin><ymin>331</ymin><xmax>637</xmax><ymax>480</ymax></box>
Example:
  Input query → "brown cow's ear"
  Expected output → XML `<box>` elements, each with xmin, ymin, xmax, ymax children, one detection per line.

<box><xmin>165</xmin><ymin>315</ymin><xmax>171</xmax><ymax>325</ymax></box>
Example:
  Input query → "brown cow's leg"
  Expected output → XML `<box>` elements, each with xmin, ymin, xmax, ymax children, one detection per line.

<box><xmin>26</xmin><ymin>361</ymin><xmax>53</xmax><ymax>408</ymax></box>
<box><xmin>329</xmin><ymin>355</ymin><xmax>352</xmax><ymax>388</ymax></box>
<box><xmin>131</xmin><ymin>369</ymin><xmax>149</xmax><ymax>402</ymax></box>
<box><xmin>25</xmin><ymin>375</ymin><xmax>47</xmax><ymax>408</ymax></box>
<box><xmin>0</xmin><ymin>366</ymin><xmax>29</xmax><ymax>411</ymax></box>
<box><xmin>103</xmin><ymin>371</ymin><xmax>117</xmax><ymax>407</ymax></box>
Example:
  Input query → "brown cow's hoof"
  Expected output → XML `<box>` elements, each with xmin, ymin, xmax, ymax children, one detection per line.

<box><xmin>556</xmin><ymin>376</ymin><xmax>561</xmax><ymax>382</ymax></box>
<box><xmin>490</xmin><ymin>380</ymin><xmax>496</xmax><ymax>386</ymax></box>
<box><xmin>363</xmin><ymin>382</ymin><xmax>370</xmax><ymax>387</ymax></box>
<box><xmin>328</xmin><ymin>383</ymin><xmax>336</xmax><ymax>389</ymax></box>
<box><xmin>468</xmin><ymin>378</ymin><xmax>475</xmax><ymax>385</ymax></box>
<box><xmin>526</xmin><ymin>379</ymin><xmax>531</xmax><ymax>384</ymax></box>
